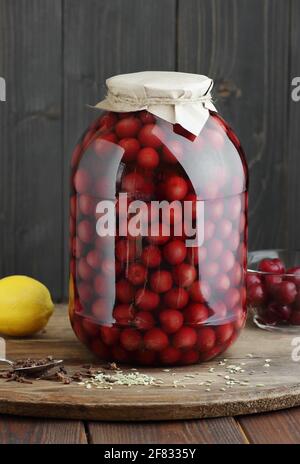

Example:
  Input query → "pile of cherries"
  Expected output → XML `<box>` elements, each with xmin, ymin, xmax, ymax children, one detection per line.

<box><xmin>69</xmin><ymin>109</ymin><xmax>248</xmax><ymax>366</ymax></box>
<box><xmin>247</xmin><ymin>258</ymin><xmax>300</xmax><ymax>327</ymax></box>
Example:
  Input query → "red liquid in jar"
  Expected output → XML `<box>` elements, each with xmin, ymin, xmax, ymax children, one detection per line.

<box><xmin>69</xmin><ymin>110</ymin><xmax>248</xmax><ymax>366</ymax></box>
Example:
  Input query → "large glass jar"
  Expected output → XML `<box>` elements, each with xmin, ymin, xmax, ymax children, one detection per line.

<box><xmin>69</xmin><ymin>75</ymin><xmax>248</xmax><ymax>366</ymax></box>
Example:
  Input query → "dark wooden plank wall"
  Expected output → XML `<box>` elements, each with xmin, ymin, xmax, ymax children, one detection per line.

<box><xmin>0</xmin><ymin>0</ymin><xmax>298</xmax><ymax>300</ymax></box>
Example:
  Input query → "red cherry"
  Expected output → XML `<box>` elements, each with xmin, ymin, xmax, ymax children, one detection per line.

<box><xmin>189</xmin><ymin>280</ymin><xmax>211</xmax><ymax>303</ymax></box>
<box><xmin>120</xmin><ymin>328</ymin><xmax>143</xmax><ymax>351</ymax></box>
<box><xmin>91</xmin><ymin>339</ymin><xmax>110</xmax><ymax>360</ymax></box>
<box><xmin>160</xmin><ymin>346</ymin><xmax>181</xmax><ymax>365</ymax></box>
<box><xmin>137</xmin><ymin>147</ymin><xmax>160</xmax><ymax>169</ymax></box>
<box><xmin>135</xmin><ymin>288</ymin><xmax>160</xmax><ymax>311</ymax></box>
<box><xmin>213</xmin><ymin>301</ymin><xmax>227</xmax><ymax>319</ymax></box>
<box><xmin>265</xmin><ymin>303</ymin><xmax>291</xmax><ymax>323</ymax></box>
<box><xmin>204</xmin><ymin>128</ymin><xmax>225</xmax><ymax>151</ymax></box>
<box><xmin>111</xmin><ymin>345</ymin><xmax>130</xmax><ymax>363</ymax></box>
<box><xmin>99</xmin><ymin>112</ymin><xmax>118</xmax><ymax>129</ymax></box>
<box><xmin>229</xmin><ymin>263</ymin><xmax>243</xmax><ymax>287</ymax></box>
<box><xmin>217</xmin><ymin>218</ymin><xmax>233</xmax><ymax>240</ymax></box>
<box><xmin>179</xmin><ymin>350</ymin><xmax>199</xmax><ymax>365</ymax></box>
<box><xmin>246</xmin><ymin>272</ymin><xmax>261</xmax><ymax>287</ymax></box>
<box><xmin>91</xmin><ymin>298</ymin><xmax>109</xmax><ymax>320</ymax></box>
<box><xmin>227</xmin><ymin>231</ymin><xmax>240</xmax><ymax>251</ymax></box>
<box><xmin>173</xmin><ymin>263</ymin><xmax>196</xmax><ymax>288</ymax></box>
<box><xmin>215</xmin><ymin>323</ymin><xmax>234</xmax><ymax>344</ymax></box>
<box><xmin>159</xmin><ymin>309</ymin><xmax>184</xmax><ymax>334</ymax></box>
<box><xmin>118</xmin><ymin>112</ymin><xmax>132</xmax><ymax>119</ymax></box>
<box><xmin>118</xmin><ymin>137</ymin><xmax>140</xmax><ymax>162</ymax></box>
<box><xmin>146</xmin><ymin>224</ymin><xmax>170</xmax><ymax>246</ymax></box>
<box><xmin>203</xmin><ymin>262</ymin><xmax>219</xmax><ymax>279</ymax></box>
<box><xmin>113</xmin><ymin>304</ymin><xmax>135</xmax><ymax>326</ymax></box>
<box><xmin>116</xmin><ymin>239</ymin><xmax>136</xmax><ymax>262</ymax></box>
<box><xmin>141</xmin><ymin>245</ymin><xmax>162</xmax><ymax>268</ymax></box>
<box><xmin>173</xmin><ymin>327</ymin><xmax>197</xmax><ymax>349</ymax></box>
<box><xmin>163</xmin><ymin>240</ymin><xmax>187</xmax><ymax>265</ymax></box>
<box><xmin>86</xmin><ymin>249</ymin><xmax>102</xmax><ymax>270</ymax></box>
<box><xmin>100</xmin><ymin>326</ymin><xmax>120</xmax><ymax>346</ymax></box>
<box><xmin>184</xmin><ymin>303</ymin><xmax>209</xmax><ymax>325</ymax></box>
<box><xmin>102</xmin><ymin>257</ymin><xmax>119</xmax><ymax>276</ymax></box>
<box><xmin>207</xmin><ymin>238</ymin><xmax>223</xmax><ymax>260</ymax></box>
<box><xmin>139</xmin><ymin>111</ymin><xmax>155</xmax><ymax>124</ymax></box>
<box><xmin>165</xmin><ymin>176</ymin><xmax>188</xmax><ymax>201</ymax></box>
<box><xmin>81</xmin><ymin>318</ymin><xmax>99</xmax><ymax>338</ymax></box>
<box><xmin>121</xmin><ymin>172</ymin><xmax>145</xmax><ymax>193</ymax></box>
<box><xmin>133</xmin><ymin>311</ymin><xmax>155</xmax><ymax>331</ymax></box>
<box><xmin>150</xmin><ymin>270</ymin><xmax>173</xmax><ymax>293</ymax></box>
<box><xmin>163</xmin><ymin>287</ymin><xmax>189</xmax><ymax>309</ymax></box>
<box><xmin>225</xmin><ymin>288</ymin><xmax>241</xmax><ymax>309</ymax></box>
<box><xmin>126</xmin><ymin>263</ymin><xmax>147</xmax><ymax>286</ymax></box>
<box><xmin>204</xmin><ymin>220</ymin><xmax>215</xmax><ymax>240</ymax></box>
<box><xmin>219</xmin><ymin>250</ymin><xmax>235</xmax><ymax>272</ymax></box>
<box><xmin>258</xmin><ymin>258</ymin><xmax>282</xmax><ymax>274</ymax></box>
<box><xmin>272</xmin><ymin>258</ymin><xmax>285</xmax><ymax>273</ymax></box>
<box><xmin>73</xmin><ymin>169</ymin><xmax>91</xmax><ymax>193</ymax></box>
<box><xmin>215</xmin><ymin>274</ymin><xmax>230</xmax><ymax>292</ymax></box>
<box><xmin>247</xmin><ymin>283</ymin><xmax>266</xmax><ymax>305</ymax></box>
<box><xmin>94</xmin><ymin>132</ymin><xmax>117</xmax><ymax>147</ymax></box>
<box><xmin>138</xmin><ymin>124</ymin><xmax>163</xmax><ymax>148</ymax></box>
<box><xmin>287</xmin><ymin>267</ymin><xmax>300</xmax><ymax>286</ymax></box>
<box><xmin>209</xmin><ymin>199</ymin><xmax>224</xmax><ymax>221</ymax></box>
<box><xmin>116</xmin><ymin>279</ymin><xmax>135</xmax><ymax>303</ymax></box>
<box><xmin>274</xmin><ymin>281</ymin><xmax>297</xmax><ymax>304</ymax></box>
<box><xmin>135</xmin><ymin>349</ymin><xmax>156</xmax><ymax>366</ymax></box>
<box><xmin>79</xmin><ymin>194</ymin><xmax>96</xmax><ymax>216</ymax></box>
<box><xmin>162</xmin><ymin>141</ymin><xmax>182</xmax><ymax>164</ymax></box>
<box><xmin>77</xmin><ymin>258</ymin><xmax>93</xmax><ymax>281</ymax></box>
<box><xmin>226</xmin><ymin>196</ymin><xmax>242</xmax><ymax>220</ymax></box>
<box><xmin>264</xmin><ymin>275</ymin><xmax>282</xmax><ymax>294</ymax></box>
<box><xmin>144</xmin><ymin>328</ymin><xmax>169</xmax><ymax>351</ymax></box>
<box><xmin>78</xmin><ymin>220</ymin><xmax>94</xmax><ymax>244</ymax></box>
<box><xmin>196</xmin><ymin>327</ymin><xmax>216</xmax><ymax>352</ymax></box>
<box><xmin>77</xmin><ymin>282</ymin><xmax>93</xmax><ymax>303</ymax></box>
<box><xmin>115</xmin><ymin>117</ymin><xmax>141</xmax><ymax>138</ymax></box>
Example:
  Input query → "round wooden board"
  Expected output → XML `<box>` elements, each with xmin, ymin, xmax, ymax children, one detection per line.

<box><xmin>1</xmin><ymin>305</ymin><xmax>300</xmax><ymax>421</ymax></box>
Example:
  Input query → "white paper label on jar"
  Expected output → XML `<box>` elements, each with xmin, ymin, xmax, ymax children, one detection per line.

<box><xmin>94</xmin><ymin>71</ymin><xmax>217</xmax><ymax>136</ymax></box>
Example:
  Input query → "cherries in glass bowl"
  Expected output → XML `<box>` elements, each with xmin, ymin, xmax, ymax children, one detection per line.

<box><xmin>248</xmin><ymin>250</ymin><xmax>300</xmax><ymax>331</ymax></box>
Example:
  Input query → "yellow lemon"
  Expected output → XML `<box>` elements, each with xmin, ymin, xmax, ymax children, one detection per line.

<box><xmin>0</xmin><ymin>275</ymin><xmax>54</xmax><ymax>337</ymax></box>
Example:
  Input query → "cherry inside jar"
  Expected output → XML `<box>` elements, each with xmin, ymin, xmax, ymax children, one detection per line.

<box><xmin>69</xmin><ymin>109</ymin><xmax>248</xmax><ymax>366</ymax></box>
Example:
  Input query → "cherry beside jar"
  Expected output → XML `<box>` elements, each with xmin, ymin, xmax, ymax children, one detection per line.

<box><xmin>69</xmin><ymin>72</ymin><xmax>248</xmax><ymax>366</ymax></box>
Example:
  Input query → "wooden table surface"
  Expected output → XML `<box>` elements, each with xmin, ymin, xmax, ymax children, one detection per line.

<box><xmin>0</xmin><ymin>407</ymin><xmax>300</xmax><ymax>444</ymax></box>
<box><xmin>1</xmin><ymin>305</ymin><xmax>300</xmax><ymax>444</ymax></box>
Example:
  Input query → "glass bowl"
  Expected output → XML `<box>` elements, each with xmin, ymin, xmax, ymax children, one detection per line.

<box><xmin>248</xmin><ymin>249</ymin><xmax>300</xmax><ymax>332</ymax></box>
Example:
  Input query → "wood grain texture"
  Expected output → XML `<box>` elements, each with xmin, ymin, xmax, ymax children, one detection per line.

<box><xmin>239</xmin><ymin>408</ymin><xmax>300</xmax><ymax>444</ymax></box>
<box><xmin>287</xmin><ymin>0</ymin><xmax>300</xmax><ymax>249</ymax></box>
<box><xmin>88</xmin><ymin>418</ymin><xmax>248</xmax><ymax>444</ymax></box>
<box><xmin>1</xmin><ymin>307</ymin><xmax>300</xmax><ymax>421</ymax></box>
<box><xmin>62</xmin><ymin>0</ymin><xmax>176</xmax><ymax>297</ymax></box>
<box><xmin>0</xmin><ymin>0</ymin><xmax>63</xmax><ymax>300</ymax></box>
<box><xmin>178</xmin><ymin>0</ymin><xmax>290</xmax><ymax>251</ymax></box>
<box><xmin>0</xmin><ymin>416</ymin><xmax>87</xmax><ymax>444</ymax></box>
